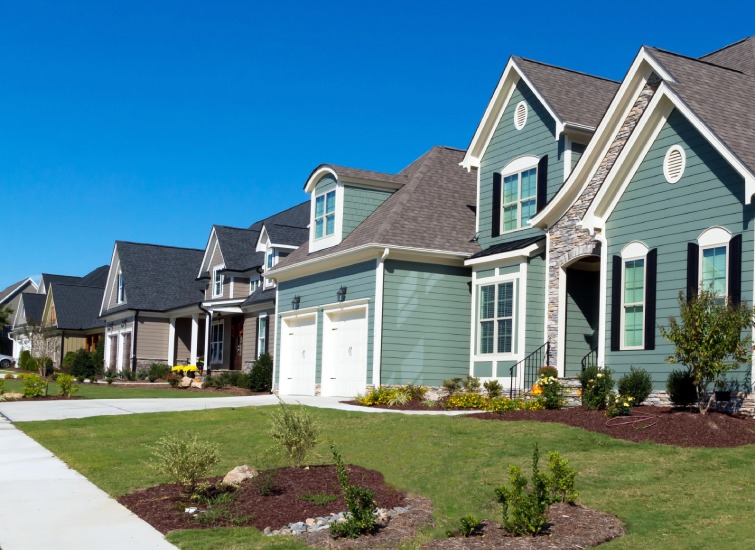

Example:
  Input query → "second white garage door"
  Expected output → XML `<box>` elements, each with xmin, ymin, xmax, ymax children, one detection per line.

<box><xmin>321</xmin><ymin>307</ymin><xmax>368</xmax><ymax>397</ymax></box>
<box><xmin>278</xmin><ymin>314</ymin><xmax>317</xmax><ymax>396</ymax></box>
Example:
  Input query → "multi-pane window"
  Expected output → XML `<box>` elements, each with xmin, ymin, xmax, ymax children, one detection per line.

<box><xmin>210</xmin><ymin>322</ymin><xmax>224</xmax><ymax>363</ymax></box>
<box><xmin>250</xmin><ymin>277</ymin><xmax>260</xmax><ymax>294</ymax></box>
<box><xmin>314</xmin><ymin>190</ymin><xmax>336</xmax><ymax>239</ymax></box>
<box><xmin>502</xmin><ymin>168</ymin><xmax>537</xmax><ymax>232</ymax></box>
<box><xmin>258</xmin><ymin>317</ymin><xmax>267</xmax><ymax>355</ymax></box>
<box><xmin>479</xmin><ymin>281</ymin><xmax>515</xmax><ymax>354</ymax></box>
<box><xmin>213</xmin><ymin>268</ymin><xmax>223</xmax><ymax>297</ymax></box>
<box><xmin>701</xmin><ymin>246</ymin><xmax>727</xmax><ymax>296</ymax></box>
<box><xmin>622</xmin><ymin>259</ymin><xmax>645</xmax><ymax>348</ymax></box>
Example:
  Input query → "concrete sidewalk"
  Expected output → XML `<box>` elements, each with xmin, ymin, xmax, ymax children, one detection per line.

<box><xmin>0</xmin><ymin>394</ymin><xmax>472</xmax><ymax>422</ymax></box>
<box><xmin>0</xmin><ymin>416</ymin><xmax>177</xmax><ymax>550</ymax></box>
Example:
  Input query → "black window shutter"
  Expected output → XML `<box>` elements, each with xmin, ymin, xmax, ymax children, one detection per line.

<box><xmin>536</xmin><ymin>155</ymin><xmax>548</xmax><ymax>213</ymax></box>
<box><xmin>728</xmin><ymin>234</ymin><xmax>742</xmax><ymax>305</ymax></box>
<box><xmin>611</xmin><ymin>255</ymin><xmax>622</xmax><ymax>351</ymax></box>
<box><xmin>686</xmin><ymin>243</ymin><xmax>699</xmax><ymax>303</ymax></box>
<box><xmin>644</xmin><ymin>248</ymin><xmax>657</xmax><ymax>350</ymax></box>
<box><xmin>491</xmin><ymin>173</ymin><xmax>502</xmax><ymax>238</ymax></box>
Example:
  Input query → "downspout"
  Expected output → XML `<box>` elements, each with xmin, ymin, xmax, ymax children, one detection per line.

<box><xmin>198</xmin><ymin>302</ymin><xmax>211</xmax><ymax>376</ymax></box>
<box><xmin>131</xmin><ymin>310</ymin><xmax>140</xmax><ymax>373</ymax></box>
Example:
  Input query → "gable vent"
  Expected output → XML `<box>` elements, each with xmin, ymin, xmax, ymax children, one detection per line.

<box><xmin>514</xmin><ymin>101</ymin><xmax>528</xmax><ymax>130</ymax></box>
<box><xmin>663</xmin><ymin>145</ymin><xmax>686</xmax><ymax>183</ymax></box>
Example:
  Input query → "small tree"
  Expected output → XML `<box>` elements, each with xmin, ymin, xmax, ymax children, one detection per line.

<box><xmin>0</xmin><ymin>306</ymin><xmax>13</xmax><ymax>328</ymax></box>
<box><xmin>661</xmin><ymin>290</ymin><xmax>754</xmax><ymax>414</ymax></box>
<box><xmin>268</xmin><ymin>398</ymin><xmax>320</xmax><ymax>467</ymax></box>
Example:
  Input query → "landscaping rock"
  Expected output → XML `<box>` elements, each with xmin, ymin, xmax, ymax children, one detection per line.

<box><xmin>222</xmin><ymin>465</ymin><xmax>259</xmax><ymax>486</ymax></box>
<box><xmin>178</xmin><ymin>376</ymin><xmax>192</xmax><ymax>388</ymax></box>
<box><xmin>190</xmin><ymin>379</ymin><xmax>205</xmax><ymax>389</ymax></box>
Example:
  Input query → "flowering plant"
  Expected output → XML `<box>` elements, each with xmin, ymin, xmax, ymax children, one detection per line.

<box><xmin>171</xmin><ymin>365</ymin><xmax>198</xmax><ymax>373</ymax></box>
<box><xmin>534</xmin><ymin>376</ymin><xmax>565</xmax><ymax>410</ymax></box>
<box><xmin>579</xmin><ymin>366</ymin><xmax>615</xmax><ymax>410</ymax></box>
<box><xmin>606</xmin><ymin>394</ymin><xmax>634</xmax><ymax>417</ymax></box>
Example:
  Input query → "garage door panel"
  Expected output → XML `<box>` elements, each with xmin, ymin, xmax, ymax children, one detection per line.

<box><xmin>322</xmin><ymin>307</ymin><xmax>367</xmax><ymax>397</ymax></box>
<box><xmin>279</xmin><ymin>315</ymin><xmax>317</xmax><ymax>396</ymax></box>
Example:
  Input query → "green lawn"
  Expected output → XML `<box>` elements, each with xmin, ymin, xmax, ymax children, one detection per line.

<box><xmin>18</xmin><ymin>406</ymin><xmax>755</xmax><ymax>549</ymax></box>
<box><xmin>2</xmin><ymin>379</ymin><xmax>226</xmax><ymax>399</ymax></box>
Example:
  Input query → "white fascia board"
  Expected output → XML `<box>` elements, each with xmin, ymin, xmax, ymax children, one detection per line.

<box><xmin>530</xmin><ymin>48</ymin><xmax>668</xmax><ymax>229</ymax></box>
<box><xmin>270</xmin><ymin>244</ymin><xmax>470</xmax><ymax>282</ymax></box>
<box><xmin>339</xmin><ymin>176</ymin><xmax>404</xmax><ymax>191</ymax></box>
<box><xmin>464</xmin><ymin>241</ymin><xmax>545</xmax><ymax>267</ymax></box>
<box><xmin>197</xmin><ymin>227</ymin><xmax>218</xmax><ymax>279</ymax></box>
<box><xmin>269</xmin><ymin>243</ymin><xmax>298</xmax><ymax>250</ymax></box>
<box><xmin>304</xmin><ymin>166</ymin><xmax>339</xmax><ymax>194</ymax></box>
<box><xmin>207</xmin><ymin>306</ymin><xmax>243</xmax><ymax>314</ymax></box>
<box><xmin>99</xmin><ymin>245</ymin><xmax>119</xmax><ymax>317</ymax></box>
<box><xmin>202</xmin><ymin>299</ymin><xmax>243</xmax><ymax>308</ymax></box>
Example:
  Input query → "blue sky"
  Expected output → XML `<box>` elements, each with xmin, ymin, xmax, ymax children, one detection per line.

<box><xmin>2</xmin><ymin>0</ymin><xmax>753</xmax><ymax>290</ymax></box>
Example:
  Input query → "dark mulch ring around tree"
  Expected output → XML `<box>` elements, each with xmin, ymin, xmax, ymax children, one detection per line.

<box><xmin>468</xmin><ymin>406</ymin><xmax>755</xmax><ymax>448</ymax></box>
<box><xmin>118</xmin><ymin>465</ymin><xmax>405</xmax><ymax>535</ymax></box>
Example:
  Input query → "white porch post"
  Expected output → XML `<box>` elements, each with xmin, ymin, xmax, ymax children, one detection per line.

<box><xmin>204</xmin><ymin>312</ymin><xmax>211</xmax><ymax>368</ymax></box>
<box><xmin>190</xmin><ymin>313</ymin><xmax>199</xmax><ymax>365</ymax></box>
<box><xmin>168</xmin><ymin>317</ymin><xmax>176</xmax><ymax>366</ymax></box>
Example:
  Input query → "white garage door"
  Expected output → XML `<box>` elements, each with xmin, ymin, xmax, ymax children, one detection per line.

<box><xmin>278</xmin><ymin>314</ymin><xmax>317</xmax><ymax>396</ymax></box>
<box><xmin>321</xmin><ymin>307</ymin><xmax>368</xmax><ymax>397</ymax></box>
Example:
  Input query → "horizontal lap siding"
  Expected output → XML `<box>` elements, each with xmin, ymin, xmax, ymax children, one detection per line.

<box><xmin>276</xmin><ymin>261</ymin><xmax>376</xmax><ymax>384</ymax></box>
<box><xmin>136</xmin><ymin>317</ymin><xmax>169</xmax><ymax>362</ymax></box>
<box><xmin>342</xmin><ymin>186</ymin><xmax>392</xmax><ymax>238</ymax></box>
<box><xmin>525</xmin><ymin>252</ymin><xmax>546</xmax><ymax>357</ymax></box>
<box><xmin>478</xmin><ymin>81</ymin><xmax>561</xmax><ymax>250</ymax></box>
<box><xmin>605</xmin><ymin>108</ymin><xmax>752</xmax><ymax>387</ymax></box>
<box><xmin>381</xmin><ymin>260</ymin><xmax>471</xmax><ymax>386</ymax></box>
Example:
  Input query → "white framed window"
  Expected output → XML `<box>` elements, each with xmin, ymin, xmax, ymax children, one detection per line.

<box><xmin>116</xmin><ymin>273</ymin><xmax>125</xmax><ymax>304</ymax></box>
<box><xmin>314</xmin><ymin>189</ymin><xmax>336</xmax><ymax>239</ymax></box>
<box><xmin>620</xmin><ymin>241</ymin><xmax>648</xmax><ymax>350</ymax></box>
<box><xmin>212</xmin><ymin>268</ymin><xmax>224</xmax><ymax>298</ymax></box>
<box><xmin>266</xmin><ymin>249</ymin><xmax>276</xmax><ymax>270</ymax></box>
<box><xmin>502</xmin><ymin>167</ymin><xmax>537</xmax><ymax>232</ymax></box>
<box><xmin>210</xmin><ymin>322</ymin><xmax>224</xmax><ymax>363</ymax></box>
<box><xmin>250</xmin><ymin>277</ymin><xmax>260</xmax><ymax>294</ymax></box>
<box><xmin>258</xmin><ymin>316</ymin><xmax>267</xmax><ymax>355</ymax></box>
<box><xmin>698</xmin><ymin>227</ymin><xmax>731</xmax><ymax>299</ymax></box>
<box><xmin>479</xmin><ymin>281</ymin><xmax>515</xmax><ymax>354</ymax></box>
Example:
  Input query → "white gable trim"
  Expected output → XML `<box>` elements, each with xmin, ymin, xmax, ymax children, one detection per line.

<box><xmin>583</xmin><ymin>83</ymin><xmax>755</xmax><ymax>233</ymax></box>
<box><xmin>197</xmin><ymin>227</ymin><xmax>219</xmax><ymax>279</ymax></box>
<box><xmin>461</xmin><ymin>59</ymin><xmax>565</xmax><ymax>170</ymax></box>
<box><xmin>530</xmin><ymin>48</ymin><xmax>673</xmax><ymax>229</ymax></box>
<box><xmin>256</xmin><ymin>226</ymin><xmax>271</xmax><ymax>252</ymax></box>
<box><xmin>100</xmin><ymin>245</ymin><xmax>120</xmax><ymax>316</ymax></box>
<box><xmin>304</xmin><ymin>166</ymin><xmax>339</xmax><ymax>194</ymax></box>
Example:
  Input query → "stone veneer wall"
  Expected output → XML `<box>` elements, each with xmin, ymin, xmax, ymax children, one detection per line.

<box><xmin>546</xmin><ymin>76</ymin><xmax>661</xmax><ymax>367</ymax></box>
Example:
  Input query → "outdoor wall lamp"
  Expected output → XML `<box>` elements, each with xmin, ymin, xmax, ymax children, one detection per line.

<box><xmin>337</xmin><ymin>286</ymin><xmax>347</xmax><ymax>303</ymax></box>
<box><xmin>292</xmin><ymin>295</ymin><xmax>301</xmax><ymax>310</ymax></box>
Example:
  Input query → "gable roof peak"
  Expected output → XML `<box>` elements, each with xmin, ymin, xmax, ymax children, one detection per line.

<box><xmin>513</xmin><ymin>55</ymin><xmax>620</xmax><ymax>84</ymax></box>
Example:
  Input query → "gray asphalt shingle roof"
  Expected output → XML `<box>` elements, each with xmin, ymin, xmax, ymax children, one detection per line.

<box><xmin>214</xmin><ymin>226</ymin><xmax>261</xmax><ymax>272</ymax></box>
<box><xmin>699</xmin><ymin>36</ymin><xmax>755</xmax><ymax>75</ymax></box>
<box><xmin>51</xmin><ymin>284</ymin><xmax>105</xmax><ymax>330</ymax></box>
<box><xmin>15</xmin><ymin>293</ymin><xmax>46</xmax><ymax>327</ymax></box>
<box><xmin>110</xmin><ymin>242</ymin><xmax>205</xmax><ymax>313</ymax></box>
<box><xmin>468</xmin><ymin>236</ymin><xmax>545</xmax><ymax>259</ymax></box>
<box><xmin>0</xmin><ymin>278</ymin><xmax>35</xmax><ymax>304</ymax></box>
<box><xmin>513</xmin><ymin>57</ymin><xmax>619</xmax><ymax>129</ymax></box>
<box><xmin>266</xmin><ymin>224</ymin><xmax>309</xmax><ymax>247</ymax></box>
<box><xmin>646</xmin><ymin>47</ymin><xmax>755</xmax><ymax>178</ymax></box>
<box><xmin>241</xmin><ymin>287</ymin><xmax>276</xmax><ymax>307</ymax></box>
<box><xmin>274</xmin><ymin>146</ymin><xmax>479</xmax><ymax>269</ymax></box>
<box><xmin>249</xmin><ymin>201</ymin><xmax>310</xmax><ymax>232</ymax></box>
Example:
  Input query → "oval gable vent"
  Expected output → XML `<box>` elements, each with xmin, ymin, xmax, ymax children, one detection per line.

<box><xmin>514</xmin><ymin>101</ymin><xmax>528</xmax><ymax>130</ymax></box>
<box><xmin>664</xmin><ymin>145</ymin><xmax>686</xmax><ymax>183</ymax></box>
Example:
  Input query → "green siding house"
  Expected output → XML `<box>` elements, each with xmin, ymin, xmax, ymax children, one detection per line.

<box><xmin>269</xmin><ymin>146</ymin><xmax>479</xmax><ymax>396</ymax></box>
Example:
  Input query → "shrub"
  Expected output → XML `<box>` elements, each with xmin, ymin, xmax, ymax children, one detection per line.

<box><xmin>249</xmin><ymin>352</ymin><xmax>273</xmax><ymax>392</ymax></box>
<box><xmin>148</xmin><ymin>363</ymin><xmax>171</xmax><ymax>380</ymax></box>
<box><xmin>76</xmin><ymin>375</ymin><xmax>86</xmax><ymax>383</ymax></box>
<box><xmin>57</xmin><ymin>374</ymin><xmax>79</xmax><ymax>398</ymax></box>
<box><xmin>537</xmin><ymin>365</ymin><xmax>558</xmax><ymax>378</ymax></box>
<box><xmin>459</xmin><ymin>515</ymin><xmax>481</xmax><ymax>537</ymax></box>
<box><xmin>535</xmin><ymin>376</ymin><xmax>565</xmax><ymax>410</ymax></box>
<box><xmin>37</xmin><ymin>357</ymin><xmax>54</xmax><ymax>377</ymax></box>
<box><xmin>167</xmin><ymin>373</ymin><xmax>181</xmax><ymax>388</ymax></box>
<box><xmin>666</xmin><ymin>369</ymin><xmax>697</xmax><ymax>407</ymax></box>
<box><xmin>442</xmin><ymin>377</ymin><xmax>463</xmax><ymax>395</ymax></box>
<box><xmin>329</xmin><ymin>444</ymin><xmax>376</xmax><ymax>539</ymax></box>
<box><xmin>617</xmin><ymin>367</ymin><xmax>653</xmax><ymax>405</ymax></box>
<box><xmin>147</xmin><ymin>432</ymin><xmax>220</xmax><ymax>493</ymax></box>
<box><xmin>255</xmin><ymin>472</ymin><xmax>276</xmax><ymax>496</ymax></box>
<box><xmin>106</xmin><ymin>377</ymin><xmax>114</xmax><ymax>385</ymax></box>
<box><xmin>69</xmin><ymin>349</ymin><xmax>96</xmax><ymax>379</ymax></box>
<box><xmin>462</xmin><ymin>375</ymin><xmax>481</xmax><ymax>393</ymax></box>
<box><xmin>483</xmin><ymin>379</ymin><xmax>503</xmax><ymax>398</ymax></box>
<box><xmin>579</xmin><ymin>366</ymin><xmax>614</xmax><ymax>410</ymax></box>
<box><xmin>495</xmin><ymin>444</ymin><xmax>549</xmax><ymax>536</ymax></box>
<box><xmin>92</xmin><ymin>341</ymin><xmax>104</xmax><ymax>374</ymax></box>
<box><xmin>545</xmin><ymin>451</ymin><xmax>579</xmax><ymax>504</ymax></box>
<box><xmin>403</xmin><ymin>383</ymin><xmax>427</xmax><ymax>401</ymax></box>
<box><xmin>4</xmin><ymin>373</ymin><xmax>13</xmax><ymax>379</ymax></box>
<box><xmin>606</xmin><ymin>394</ymin><xmax>634</xmax><ymax>418</ymax></box>
<box><xmin>0</xmin><ymin>378</ymin><xmax>4</xmax><ymax>394</ymax></box>
<box><xmin>61</xmin><ymin>351</ymin><xmax>76</xmax><ymax>372</ymax></box>
<box><xmin>19</xmin><ymin>350</ymin><xmax>35</xmax><ymax>371</ymax></box>
<box><xmin>268</xmin><ymin>399</ymin><xmax>320</xmax><ymax>467</ymax></box>
<box><xmin>136</xmin><ymin>369</ymin><xmax>149</xmax><ymax>381</ymax></box>
<box><xmin>19</xmin><ymin>373</ymin><xmax>47</xmax><ymax>398</ymax></box>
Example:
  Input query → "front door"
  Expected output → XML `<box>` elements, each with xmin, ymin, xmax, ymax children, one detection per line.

<box><xmin>230</xmin><ymin>317</ymin><xmax>244</xmax><ymax>370</ymax></box>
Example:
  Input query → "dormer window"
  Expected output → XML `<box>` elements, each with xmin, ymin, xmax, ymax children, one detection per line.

<box><xmin>314</xmin><ymin>190</ymin><xmax>336</xmax><ymax>239</ymax></box>
<box><xmin>266</xmin><ymin>249</ymin><xmax>276</xmax><ymax>270</ymax></box>
<box><xmin>117</xmin><ymin>273</ymin><xmax>125</xmax><ymax>304</ymax></box>
<box><xmin>213</xmin><ymin>268</ymin><xmax>224</xmax><ymax>297</ymax></box>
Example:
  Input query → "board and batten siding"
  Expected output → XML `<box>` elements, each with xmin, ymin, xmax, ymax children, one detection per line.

<box><xmin>276</xmin><ymin>261</ymin><xmax>376</xmax><ymax>385</ymax></box>
<box><xmin>136</xmin><ymin>317</ymin><xmax>170</xmax><ymax>361</ymax></box>
<box><xmin>478</xmin><ymin>81</ymin><xmax>565</xmax><ymax>250</ymax></box>
<box><xmin>381</xmin><ymin>260</ymin><xmax>471</xmax><ymax>386</ymax></box>
<box><xmin>342</xmin><ymin>186</ymin><xmax>393</xmax><ymax>238</ymax></box>
<box><xmin>605</xmin><ymin>108</ymin><xmax>753</xmax><ymax>387</ymax></box>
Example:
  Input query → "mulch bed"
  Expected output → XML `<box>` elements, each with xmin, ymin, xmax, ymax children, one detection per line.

<box><xmin>423</xmin><ymin>503</ymin><xmax>625</xmax><ymax>549</ymax></box>
<box><xmin>343</xmin><ymin>400</ymin><xmax>444</xmax><ymax>411</ymax></box>
<box><xmin>118</xmin><ymin>465</ymin><xmax>406</xmax><ymax>535</ymax></box>
<box><xmin>468</xmin><ymin>406</ymin><xmax>755</xmax><ymax>448</ymax></box>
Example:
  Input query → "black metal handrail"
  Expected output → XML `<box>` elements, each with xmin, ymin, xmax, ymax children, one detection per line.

<box><xmin>580</xmin><ymin>347</ymin><xmax>598</xmax><ymax>372</ymax></box>
<box><xmin>509</xmin><ymin>341</ymin><xmax>550</xmax><ymax>398</ymax></box>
